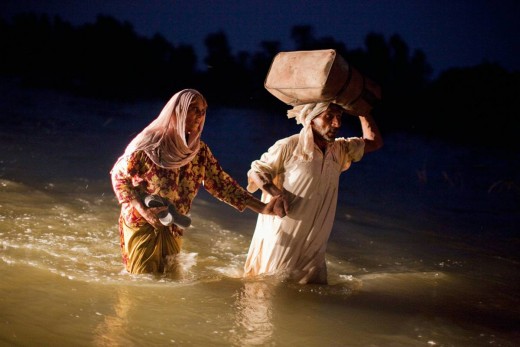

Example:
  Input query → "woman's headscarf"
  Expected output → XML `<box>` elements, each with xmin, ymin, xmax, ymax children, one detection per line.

<box><xmin>123</xmin><ymin>89</ymin><xmax>207</xmax><ymax>169</ymax></box>
<box><xmin>287</xmin><ymin>101</ymin><xmax>331</xmax><ymax>161</ymax></box>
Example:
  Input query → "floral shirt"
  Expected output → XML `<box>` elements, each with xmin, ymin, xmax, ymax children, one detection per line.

<box><xmin>111</xmin><ymin>141</ymin><xmax>253</xmax><ymax>231</ymax></box>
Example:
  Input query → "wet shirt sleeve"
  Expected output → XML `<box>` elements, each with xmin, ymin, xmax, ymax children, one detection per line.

<box><xmin>110</xmin><ymin>151</ymin><xmax>147</xmax><ymax>204</ymax></box>
<box><xmin>201</xmin><ymin>144</ymin><xmax>252</xmax><ymax>212</ymax></box>
<box><xmin>247</xmin><ymin>137</ymin><xmax>293</xmax><ymax>192</ymax></box>
<box><xmin>338</xmin><ymin>137</ymin><xmax>365</xmax><ymax>171</ymax></box>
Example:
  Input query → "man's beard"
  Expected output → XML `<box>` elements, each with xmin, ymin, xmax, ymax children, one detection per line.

<box><xmin>321</xmin><ymin>129</ymin><xmax>337</xmax><ymax>142</ymax></box>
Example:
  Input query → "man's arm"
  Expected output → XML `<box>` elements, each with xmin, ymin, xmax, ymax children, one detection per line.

<box><xmin>359</xmin><ymin>113</ymin><xmax>383</xmax><ymax>153</ymax></box>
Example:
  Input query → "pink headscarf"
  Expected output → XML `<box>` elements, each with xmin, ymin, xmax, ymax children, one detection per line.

<box><xmin>123</xmin><ymin>89</ymin><xmax>207</xmax><ymax>169</ymax></box>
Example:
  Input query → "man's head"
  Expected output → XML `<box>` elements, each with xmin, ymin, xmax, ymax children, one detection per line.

<box><xmin>311</xmin><ymin>103</ymin><xmax>344</xmax><ymax>142</ymax></box>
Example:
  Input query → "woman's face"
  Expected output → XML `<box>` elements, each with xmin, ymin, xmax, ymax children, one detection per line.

<box><xmin>185</xmin><ymin>96</ymin><xmax>207</xmax><ymax>134</ymax></box>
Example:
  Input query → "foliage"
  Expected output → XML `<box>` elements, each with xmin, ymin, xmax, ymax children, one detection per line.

<box><xmin>0</xmin><ymin>13</ymin><xmax>517</xmax><ymax>149</ymax></box>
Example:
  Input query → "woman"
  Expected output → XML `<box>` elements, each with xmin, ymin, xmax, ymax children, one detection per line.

<box><xmin>111</xmin><ymin>89</ymin><xmax>278</xmax><ymax>274</ymax></box>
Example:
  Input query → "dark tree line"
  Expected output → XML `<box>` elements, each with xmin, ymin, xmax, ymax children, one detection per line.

<box><xmin>0</xmin><ymin>13</ymin><xmax>517</xmax><ymax>149</ymax></box>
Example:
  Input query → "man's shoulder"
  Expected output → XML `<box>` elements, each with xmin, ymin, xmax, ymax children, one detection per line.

<box><xmin>333</xmin><ymin>136</ymin><xmax>363</xmax><ymax>145</ymax></box>
<box><xmin>274</xmin><ymin>134</ymin><xmax>299</xmax><ymax>146</ymax></box>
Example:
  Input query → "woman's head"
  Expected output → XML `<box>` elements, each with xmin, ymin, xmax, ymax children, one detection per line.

<box><xmin>123</xmin><ymin>89</ymin><xmax>207</xmax><ymax>169</ymax></box>
<box><xmin>166</xmin><ymin>89</ymin><xmax>207</xmax><ymax>138</ymax></box>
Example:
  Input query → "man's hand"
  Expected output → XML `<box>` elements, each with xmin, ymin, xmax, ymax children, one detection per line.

<box><xmin>262</xmin><ymin>195</ymin><xmax>282</xmax><ymax>217</ymax></box>
<box><xmin>271</xmin><ymin>189</ymin><xmax>290</xmax><ymax>218</ymax></box>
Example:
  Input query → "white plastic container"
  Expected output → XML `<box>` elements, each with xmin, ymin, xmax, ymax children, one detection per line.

<box><xmin>264</xmin><ymin>49</ymin><xmax>381</xmax><ymax>116</ymax></box>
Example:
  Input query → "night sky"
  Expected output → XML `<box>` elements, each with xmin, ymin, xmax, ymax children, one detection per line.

<box><xmin>1</xmin><ymin>0</ymin><xmax>518</xmax><ymax>77</ymax></box>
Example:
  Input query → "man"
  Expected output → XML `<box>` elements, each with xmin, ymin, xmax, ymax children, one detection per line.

<box><xmin>243</xmin><ymin>102</ymin><xmax>383</xmax><ymax>284</ymax></box>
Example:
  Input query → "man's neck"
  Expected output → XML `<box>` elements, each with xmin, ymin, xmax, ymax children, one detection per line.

<box><xmin>314</xmin><ymin>136</ymin><xmax>330</xmax><ymax>153</ymax></box>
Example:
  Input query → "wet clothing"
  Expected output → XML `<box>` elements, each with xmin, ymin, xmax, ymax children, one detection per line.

<box><xmin>111</xmin><ymin>142</ymin><xmax>253</xmax><ymax>273</ymax></box>
<box><xmin>243</xmin><ymin>134</ymin><xmax>364</xmax><ymax>284</ymax></box>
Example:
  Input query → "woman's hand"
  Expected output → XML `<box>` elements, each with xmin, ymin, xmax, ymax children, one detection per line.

<box><xmin>245</xmin><ymin>195</ymin><xmax>284</xmax><ymax>218</ymax></box>
<box><xmin>130</xmin><ymin>199</ymin><xmax>168</xmax><ymax>229</ymax></box>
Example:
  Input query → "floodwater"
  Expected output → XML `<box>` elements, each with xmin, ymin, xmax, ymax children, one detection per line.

<box><xmin>0</xmin><ymin>82</ymin><xmax>519</xmax><ymax>346</ymax></box>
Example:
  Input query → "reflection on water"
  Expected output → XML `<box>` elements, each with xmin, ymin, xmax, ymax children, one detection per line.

<box><xmin>0</xmin><ymin>179</ymin><xmax>122</xmax><ymax>282</ymax></box>
<box><xmin>1</xmin><ymin>176</ymin><xmax>519</xmax><ymax>346</ymax></box>
<box><xmin>231</xmin><ymin>281</ymin><xmax>275</xmax><ymax>346</ymax></box>
<box><xmin>92</xmin><ymin>286</ymin><xmax>133</xmax><ymax>347</ymax></box>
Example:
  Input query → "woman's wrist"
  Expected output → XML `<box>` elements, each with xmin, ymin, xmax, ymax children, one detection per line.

<box><xmin>262</xmin><ymin>183</ymin><xmax>282</xmax><ymax>197</ymax></box>
<box><xmin>245</xmin><ymin>196</ymin><xmax>265</xmax><ymax>214</ymax></box>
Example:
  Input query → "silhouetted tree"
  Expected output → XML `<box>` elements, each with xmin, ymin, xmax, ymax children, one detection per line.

<box><xmin>291</xmin><ymin>25</ymin><xmax>315</xmax><ymax>50</ymax></box>
<box><xmin>1</xmin><ymin>12</ymin><xmax>516</xmax><ymax>149</ymax></box>
<box><xmin>0</xmin><ymin>13</ymin><xmax>199</xmax><ymax>100</ymax></box>
<box><xmin>2</xmin><ymin>13</ymin><xmax>56</xmax><ymax>84</ymax></box>
<box><xmin>245</xmin><ymin>41</ymin><xmax>282</xmax><ymax>108</ymax></box>
<box><xmin>202</xmin><ymin>31</ymin><xmax>242</xmax><ymax>104</ymax></box>
<box><xmin>421</xmin><ymin>63</ymin><xmax>518</xmax><ymax>149</ymax></box>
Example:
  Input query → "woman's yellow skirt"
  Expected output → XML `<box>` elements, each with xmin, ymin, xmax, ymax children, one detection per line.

<box><xmin>121</xmin><ymin>218</ymin><xmax>183</xmax><ymax>274</ymax></box>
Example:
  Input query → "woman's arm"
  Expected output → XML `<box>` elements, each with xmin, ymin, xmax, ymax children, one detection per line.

<box><xmin>244</xmin><ymin>194</ymin><xmax>280</xmax><ymax>215</ymax></box>
<box><xmin>248</xmin><ymin>171</ymin><xmax>289</xmax><ymax>218</ymax></box>
<box><xmin>128</xmin><ymin>198</ymin><xmax>168</xmax><ymax>229</ymax></box>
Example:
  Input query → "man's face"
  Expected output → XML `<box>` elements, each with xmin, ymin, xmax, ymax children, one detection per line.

<box><xmin>311</xmin><ymin>104</ymin><xmax>343</xmax><ymax>142</ymax></box>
